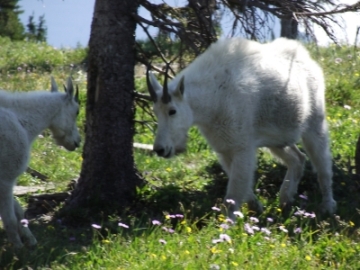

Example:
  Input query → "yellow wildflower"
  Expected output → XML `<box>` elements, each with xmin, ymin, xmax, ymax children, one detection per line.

<box><xmin>305</xmin><ymin>255</ymin><xmax>311</xmax><ymax>261</ymax></box>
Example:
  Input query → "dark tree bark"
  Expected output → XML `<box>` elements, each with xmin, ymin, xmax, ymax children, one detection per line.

<box><xmin>61</xmin><ymin>0</ymin><xmax>143</xmax><ymax>222</ymax></box>
<box><xmin>280</xmin><ymin>17</ymin><xmax>298</xmax><ymax>39</ymax></box>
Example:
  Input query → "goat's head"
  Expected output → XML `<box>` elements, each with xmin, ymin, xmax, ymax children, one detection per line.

<box><xmin>147</xmin><ymin>66</ymin><xmax>193</xmax><ymax>158</ymax></box>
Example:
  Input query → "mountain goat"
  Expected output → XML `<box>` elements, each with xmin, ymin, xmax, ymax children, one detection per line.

<box><xmin>146</xmin><ymin>37</ymin><xmax>336</xmax><ymax>218</ymax></box>
<box><xmin>0</xmin><ymin>77</ymin><xmax>80</xmax><ymax>248</ymax></box>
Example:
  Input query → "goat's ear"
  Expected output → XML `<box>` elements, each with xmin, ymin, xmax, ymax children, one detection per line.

<box><xmin>174</xmin><ymin>76</ymin><xmax>185</xmax><ymax>98</ymax></box>
<box><xmin>50</xmin><ymin>76</ymin><xmax>58</xmax><ymax>92</ymax></box>
<box><xmin>149</xmin><ymin>72</ymin><xmax>163</xmax><ymax>93</ymax></box>
<box><xmin>64</xmin><ymin>77</ymin><xmax>74</xmax><ymax>98</ymax></box>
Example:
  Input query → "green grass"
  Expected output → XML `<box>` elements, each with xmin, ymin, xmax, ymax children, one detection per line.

<box><xmin>1</xmin><ymin>39</ymin><xmax>360</xmax><ymax>269</ymax></box>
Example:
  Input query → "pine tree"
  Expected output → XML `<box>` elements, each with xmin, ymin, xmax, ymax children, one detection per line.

<box><xmin>0</xmin><ymin>0</ymin><xmax>24</xmax><ymax>40</ymax></box>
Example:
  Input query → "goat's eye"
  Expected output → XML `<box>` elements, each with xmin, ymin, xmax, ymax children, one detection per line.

<box><xmin>169</xmin><ymin>109</ymin><xmax>176</xmax><ymax>116</ymax></box>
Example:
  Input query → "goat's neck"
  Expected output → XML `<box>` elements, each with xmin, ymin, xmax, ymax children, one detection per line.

<box><xmin>13</xmin><ymin>94</ymin><xmax>63</xmax><ymax>143</ymax></box>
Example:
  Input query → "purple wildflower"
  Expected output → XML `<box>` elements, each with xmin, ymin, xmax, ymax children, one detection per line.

<box><xmin>252</xmin><ymin>225</ymin><xmax>260</xmax><ymax>231</ymax></box>
<box><xmin>299</xmin><ymin>194</ymin><xmax>308</xmax><ymax>200</ymax></box>
<box><xmin>159</xmin><ymin>239</ymin><xmax>167</xmax><ymax>245</ymax></box>
<box><xmin>250</xmin><ymin>217</ymin><xmax>259</xmax><ymax>223</ymax></box>
<box><xmin>118</xmin><ymin>222</ymin><xmax>129</xmax><ymax>229</ymax></box>
<box><xmin>152</xmin><ymin>220</ymin><xmax>162</xmax><ymax>226</ymax></box>
<box><xmin>294</xmin><ymin>209</ymin><xmax>306</xmax><ymax>216</ymax></box>
<box><xmin>168</xmin><ymin>228</ymin><xmax>175</xmax><ymax>234</ymax></box>
<box><xmin>226</xmin><ymin>199</ymin><xmax>235</xmax><ymax>205</ymax></box>
<box><xmin>267</xmin><ymin>217</ymin><xmax>274</xmax><ymax>223</ymax></box>
<box><xmin>304</xmin><ymin>212</ymin><xmax>316</xmax><ymax>219</ymax></box>
<box><xmin>294</xmin><ymin>227</ymin><xmax>302</xmax><ymax>234</ymax></box>
<box><xmin>261</xmin><ymin>227</ymin><xmax>271</xmax><ymax>235</ymax></box>
<box><xmin>21</xmin><ymin>219</ymin><xmax>29</xmax><ymax>227</ymax></box>
<box><xmin>225</xmin><ymin>218</ymin><xmax>234</xmax><ymax>224</ymax></box>
<box><xmin>212</xmin><ymin>206</ymin><xmax>221</xmax><ymax>212</ymax></box>
<box><xmin>233</xmin><ymin>211</ymin><xmax>244</xmax><ymax>218</ymax></box>
<box><xmin>244</xmin><ymin>223</ymin><xmax>254</xmax><ymax>234</ymax></box>
<box><xmin>212</xmin><ymin>238</ymin><xmax>223</xmax><ymax>244</ymax></box>
<box><xmin>175</xmin><ymin>214</ymin><xmax>184</xmax><ymax>218</ymax></box>
<box><xmin>220</xmin><ymin>223</ymin><xmax>230</xmax><ymax>230</ymax></box>
<box><xmin>91</xmin><ymin>224</ymin><xmax>101</xmax><ymax>229</ymax></box>
<box><xmin>219</xmin><ymin>233</ymin><xmax>231</xmax><ymax>243</ymax></box>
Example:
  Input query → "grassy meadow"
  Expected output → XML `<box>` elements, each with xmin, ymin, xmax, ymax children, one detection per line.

<box><xmin>1</xmin><ymin>36</ymin><xmax>360</xmax><ymax>269</ymax></box>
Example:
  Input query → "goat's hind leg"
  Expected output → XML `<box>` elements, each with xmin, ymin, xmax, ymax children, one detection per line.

<box><xmin>0</xmin><ymin>182</ymin><xmax>24</xmax><ymax>249</ymax></box>
<box><xmin>302</xmin><ymin>124</ymin><xmax>336</xmax><ymax>214</ymax></box>
<box><xmin>269</xmin><ymin>145</ymin><xmax>306</xmax><ymax>209</ymax></box>
<box><xmin>14</xmin><ymin>199</ymin><xmax>37</xmax><ymax>247</ymax></box>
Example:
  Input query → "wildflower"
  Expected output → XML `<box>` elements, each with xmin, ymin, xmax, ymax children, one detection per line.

<box><xmin>212</xmin><ymin>238</ymin><xmax>223</xmax><ymax>244</ymax></box>
<box><xmin>344</xmin><ymin>105</ymin><xmax>351</xmax><ymax>110</ymax></box>
<box><xmin>231</xmin><ymin>262</ymin><xmax>239</xmax><ymax>266</ymax></box>
<box><xmin>186</xmin><ymin>226</ymin><xmax>192</xmax><ymax>233</ymax></box>
<box><xmin>21</xmin><ymin>219</ymin><xmax>29</xmax><ymax>227</ymax></box>
<box><xmin>299</xmin><ymin>194</ymin><xmax>308</xmax><ymax>200</ymax></box>
<box><xmin>162</xmin><ymin>226</ymin><xmax>169</xmax><ymax>232</ymax></box>
<box><xmin>159</xmin><ymin>239</ymin><xmax>167</xmax><ymax>245</ymax></box>
<box><xmin>220</xmin><ymin>223</ymin><xmax>230</xmax><ymax>230</ymax></box>
<box><xmin>267</xmin><ymin>217</ymin><xmax>274</xmax><ymax>223</ymax></box>
<box><xmin>279</xmin><ymin>226</ymin><xmax>288</xmax><ymax>233</ymax></box>
<box><xmin>220</xmin><ymin>233</ymin><xmax>232</xmax><ymax>243</ymax></box>
<box><xmin>175</xmin><ymin>214</ymin><xmax>184</xmax><ymax>218</ymax></box>
<box><xmin>168</xmin><ymin>228</ymin><xmax>175</xmax><ymax>233</ymax></box>
<box><xmin>233</xmin><ymin>211</ymin><xmax>244</xmax><ymax>218</ymax></box>
<box><xmin>305</xmin><ymin>255</ymin><xmax>311</xmax><ymax>261</ymax></box>
<box><xmin>294</xmin><ymin>209</ymin><xmax>305</xmax><ymax>216</ymax></box>
<box><xmin>210</xmin><ymin>246</ymin><xmax>222</xmax><ymax>254</ymax></box>
<box><xmin>212</xmin><ymin>206</ymin><xmax>221</xmax><ymax>211</ymax></box>
<box><xmin>294</xmin><ymin>227</ymin><xmax>302</xmax><ymax>234</ymax></box>
<box><xmin>252</xmin><ymin>226</ymin><xmax>260</xmax><ymax>231</ymax></box>
<box><xmin>261</xmin><ymin>227</ymin><xmax>271</xmax><ymax>235</ymax></box>
<box><xmin>281</xmin><ymin>243</ymin><xmax>286</xmax><ymax>247</ymax></box>
<box><xmin>152</xmin><ymin>220</ymin><xmax>161</xmax><ymax>226</ymax></box>
<box><xmin>244</xmin><ymin>223</ymin><xmax>254</xmax><ymax>234</ymax></box>
<box><xmin>102</xmin><ymin>239</ymin><xmax>111</xmax><ymax>244</ymax></box>
<box><xmin>17</xmin><ymin>67</ymin><xmax>22</xmax><ymax>71</ymax></box>
<box><xmin>349</xmin><ymin>221</ymin><xmax>355</xmax><ymax>227</ymax></box>
<box><xmin>250</xmin><ymin>217</ymin><xmax>259</xmax><ymax>223</ymax></box>
<box><xmin>334</xmin><ymin>58</ymin><xmax>343</xmax><ymax>64</ymax></box>
<box><xmin>226</xmin><ymin>199</ymin><xmax>235</xmax><ymax>205</ymax></box>
<box><xmin>304</xmin><ymin>212</ymin><xmax>316</xmax><ymax>219</ymax></box>
<box><xmin>118</xmin><ymin>222</ymin><xmax>129</xmax><ymax>229</ymax></box>
<box><xmin>228</xmin><ymin>248</ymin><xmax>234</xmax><ymax>253</ymax></box>
<box><xmin>225</xmin><ymin>218</ymin><xmax>234</xmax><ymax>224</ymax></box>
<box><xmin>91</xmin><ymin>224</ymin><xmax>101</xmax><ymax>229</ymax></box>
<box><xmin>210</xmin><ymin>264</ymin><xmax>220</xmax><ymax>269</ymax></box>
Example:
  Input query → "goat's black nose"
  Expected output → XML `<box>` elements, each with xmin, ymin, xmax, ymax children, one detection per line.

<box><xmin>154</xmin><ymin>148</ymin><xmax>165</xmax><ymax>157</ymax></box>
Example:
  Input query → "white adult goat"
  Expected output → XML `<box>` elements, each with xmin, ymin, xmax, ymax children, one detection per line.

<box><xmin>147</xmin><ymin>38</ymin><xmax>336</xmax><ymax>218</ymax></box>
<box><xmin>0</xmin><ymin>77</ymin><xmax>81</xmax><ymax>249</ymax></box>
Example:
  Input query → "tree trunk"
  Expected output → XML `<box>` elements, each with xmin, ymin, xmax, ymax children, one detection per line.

<box><xmin>355</xmin><ymin>135</ymin><xmax>360</xmax><ymax>175</ymax></box>
<box><xmin>280</xmin><ymin>17</ymin><xmax>298</xmax><ymax>39</ymax></box>
<box><xmin>60</xmin><ymin>0</ymin><xmax>143</xmax><ymax>222</ymax></box>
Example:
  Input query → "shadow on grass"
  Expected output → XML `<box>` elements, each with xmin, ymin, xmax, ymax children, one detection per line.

<box><xmin>1</xmin><ymin>154</ymin><xmax>360</xmax><ymax>269</ymax></box>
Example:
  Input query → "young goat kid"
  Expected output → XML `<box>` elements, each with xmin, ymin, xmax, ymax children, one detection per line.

<box><xmin>0</xmin><ymin>77</ymin><xmax>80</xmax><ymax>248</ymax></box>
<box><xmin>147</xmin><ymin>38</ymin><xmax>336</xmax><ymax>218</ymax></box>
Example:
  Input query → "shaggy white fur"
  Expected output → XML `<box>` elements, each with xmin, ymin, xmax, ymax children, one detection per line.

<box><xmin>147</xmin><ymin>37</ymin><xmax>336</xmax><ymax>218</ymax></box>
<box><xmin>0</xmin><ymin>77</ymin><xmax>80</xmax><ymax>248</ymax></box>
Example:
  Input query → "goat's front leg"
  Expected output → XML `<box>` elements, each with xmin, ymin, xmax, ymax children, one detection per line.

<box><xmin>0</xmin><ymin>182</ymin><xmax>24</xmax><ymax>249</ymax></box>
<box><xmin>224</xmin><ymin>147</ymin><xmax>260</xmax><ymax>219</ymax></box>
